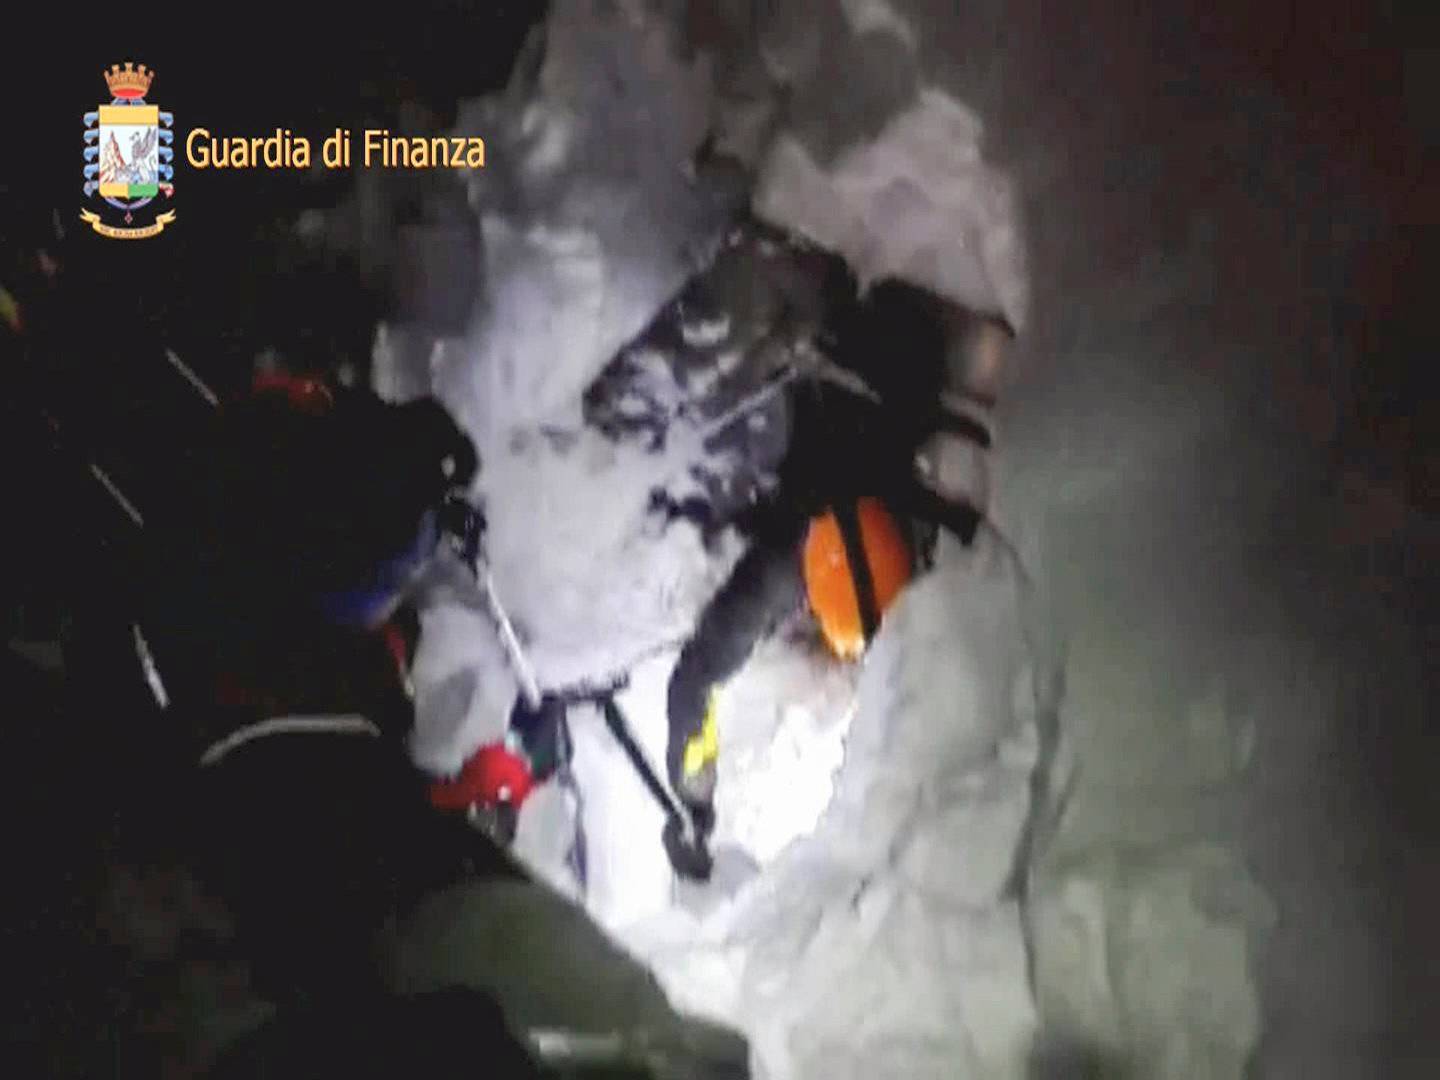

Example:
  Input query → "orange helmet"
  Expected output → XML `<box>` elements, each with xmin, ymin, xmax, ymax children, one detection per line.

<box><xmin>803</xmin><ymin>497</ymin><xmax>912</xmax><ymax>660</ymax></box>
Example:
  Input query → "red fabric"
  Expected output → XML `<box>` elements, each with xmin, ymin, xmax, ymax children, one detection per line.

<box><xmin>428</xmin><ymin>744</ymin><xmax>536</xmax><ymax>812</ymax></box>
<box><xmin>251</xmin><ymin>370</ymin><xmax>334</xmax><ymax>415</ymax></box>
<box><xmin>380</xmin><ymin>621</ymin><xmax>410</xmax><ymax>684</ymax></box>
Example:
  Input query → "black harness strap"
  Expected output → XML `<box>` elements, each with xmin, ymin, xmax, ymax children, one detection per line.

<box><xmin>906</xmin><ymin>482</ymin><xmax>983</xmax><ymax>547</ymax></box>
<box><xmin>933</xmin><ymin>406</ymin><xmax>992</xmax><ymax>449</ymax></box>
<box><xmin>833</xmin><ymin>500</ymin><xmax>882</xmax><ymax>645</ymax></box>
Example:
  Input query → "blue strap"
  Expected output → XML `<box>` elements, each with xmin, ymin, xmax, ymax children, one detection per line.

<box><xmin>318</xmin><ymin>509</ymin><xmax>441</xmax><ymax>628</ymax></box>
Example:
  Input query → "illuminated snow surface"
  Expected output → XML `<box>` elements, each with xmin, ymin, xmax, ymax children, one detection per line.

<box><xmin>583</xmin><ymin>527</ymin><xmax>1055</xmax><ymax>1080</ymax></box>
<box><xmin>380</xmin><ymin>1</ymin><xmax>1278</xmax><ymax>1077</ymax></box>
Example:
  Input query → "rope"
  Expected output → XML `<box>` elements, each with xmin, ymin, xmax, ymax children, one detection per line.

<box><xmin>477</xmin><ymin>562</ymin><xmax>543</xmax><ymax>709</ymax></box>
<box><xmin>198</xmin><ymin>713</ymin><xmax>381</xmax><ymax>767</ymax></box>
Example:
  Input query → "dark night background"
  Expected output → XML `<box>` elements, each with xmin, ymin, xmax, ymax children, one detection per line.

<box><xmin>4</xmin><ymin>8</ymin><xmax>552</xmax><ymax>1075</ymax></box>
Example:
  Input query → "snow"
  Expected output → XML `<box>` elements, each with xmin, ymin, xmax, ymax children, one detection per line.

<box><xmin>754</xmin><ymin>89</ymin><xmax>1028</xmax><ymax>328</ymax></box>
<box><xmin>406</xmin><ymin>590</ymin><xmax>518</xmax><ymax>776</ymax></box>
<box><xmin>369</xmin><ymin>1</ymin><xmax>768</xmax><ymax>765</ymax></box>
<box><xmin>563</xmin><ymin>660</ymin><xmax>681</xmax><ymax>930</ymax></box>
<box><xmin>710</xmin><ymin>648</ymin><xmax>853</xmax><ymax>865</ymax></box>
<box><xmin>432</xmin><ymin>0</ymin><xmax>738</xmax><ymax>450</ymax></box>
<box><xmin>392</xmin><ymin>2</ymin><xmax>1057</xmax><ymax>1070</ymax></box>
<box><xmin>1027</xmin><ymin>842</ymin><xmax>1276</xmax><ymax>1079</ymax></box>
<box><xmin>471</xmin><ymin>422</ymin><xmax>743</xmax><ymax>692</ymax></box>
<box><xmin>697</xmin><ymin>526</ymin><xmax>1048</xmax><ymax>1077</ymax></box>
<box><xmin>381</xmin><ymin>1</ymin><xmax>1343</xmax><ymax>1077</ymax></box>
<box><xmin>838</xmin><ymin>0</ymin><xmax>921</xmax><ymax>54</ymax></box>
<box><xmin>697</xmin><ymin>0</ymin><xmax>1028</xmax><ymax>328</ymax></box>
<box><xmin>491</xmin><ymin>523</ymin><xmax>1055</xmax><ymax>1079</ymax></box>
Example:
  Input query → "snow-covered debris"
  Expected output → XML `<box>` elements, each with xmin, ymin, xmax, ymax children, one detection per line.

<box><xmin>390</xmin><ymin>1</ymin><xmax>780</xmax><ymax>732</ymax></box>
<box><xmin>754</xmin><ymin>87</ymin><xmax>1028</xmax><ymax>328</ymax></box>
<box><xmin>435</xmin><ymin>0</ymin><xmax>741</xmax><ymax>449</ymax></box>
<box><xmin>607</xmin><ymin>525</ymin><xmax>1056</xmax><ymax>1080</ymax></box>
<box><xmin>444</xmin><ymin>224</ymin><xmax>840</xmax><ymax>717</ymax></box>
<box><xmin>390</xmin><ymin>7</ymin><xmax>1053</xmax><ymax>1074</ymax></box>
<box><xmin>690</xmin><ymin>0</ymin><xmax>1026</xmax><ymax>326</ymax></box>
<box><xmin>472</xmin><ymin>421</ymin><xmax>742</xmax><ymax>694</ymax></box>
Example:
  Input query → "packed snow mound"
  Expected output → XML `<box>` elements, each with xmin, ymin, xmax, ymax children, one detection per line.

<box><xmin>437</xmin><ymin>0</ymin><xmax>739</xmax><ymax>448</ymax></box>
<box><xmin>753</xmin><ymin>88</ymin><xmax>1028</xmax><ymax>330</ymax></box>
<box><xmin>383</xmin><ymin>0</ymin><xmax>773</xmax><ymax>724</ymax></box>
<box><xmin>694</xmin><ymin>0</ymin><xmax>1027</xmax><ymax>327</ymax></box>
<box><xmin>475</xmin><ymin>422</ymin><xmax>743</xmax><ymax>692</ymax></box>
<box><xmin>559</xmin><ymin>661</ymin><xmax>684</xmax><ymax>931</ymax></box>
<box><xmin>385</xmin><ymin>6</ymin><xmax>1052</xmax><ymax>1076</ymax></box>
<box><xmin>546</xmin><ymin>628</ymin><xmax>863</xmax><ymax>938</ymax></box>
<box><xmin>610</xmin><ymin>525</ymin><xmax>1056</xmax><ymax>1080</ymax></box>
<box><xmin>1027</xmin><ymin>843</ymin><xmax>1276</xmax><ymax>1078</ymax></box>
<box><xmin>406</xmin><ymin>222</ymin><xmax>830</xmax><ymax>752</ymax></box>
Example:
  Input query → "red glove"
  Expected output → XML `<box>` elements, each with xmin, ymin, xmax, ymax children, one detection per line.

<box><xmin>428</xmin><ymin>741</ymin><xmax>536</xmax><ymax>814</ymax></box>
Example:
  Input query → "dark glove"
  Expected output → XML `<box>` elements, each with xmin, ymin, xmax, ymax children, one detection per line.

<box><xmin>466</xmin><ymin>801</ymin><xmax>519</xmax><ymax>848</ymax></box>
<box><xmin>438</xmin><ymin>493</ymin><xmax>486</xmax><ymax>568</ymax></box>
<box><xmin>663</xmin><ymin>812</ymin><xmax>715</xmax><ymax>882</ymax></box>
<box><xmin>685</xmin><ymin>799</ymin><xmax>716</xmax><ymax>841</ymax></box>
<box><xmin>396</xmin><ymin>396</ymin><xmax>478</xmax><ymax>493</ymax></box>
<box><xmin>898</xmin><ymin>476</ymin><xmax>983</xmax><ymax>548</ymax></box>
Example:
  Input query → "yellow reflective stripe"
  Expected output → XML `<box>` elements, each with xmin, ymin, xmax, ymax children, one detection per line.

<box><xmin>683</xmin><ymin>690</ymin><xmax>722</xmax><ymax>775</ymax></box>
<box><xmin>683</xmin><ymin>737</ymin><xmax>708</xmax><ymax>776</ymax></box>
<box><xmin>702</xmin><ymin>704</ymin><xmax>719</xmax><ymax>757</ymax></box>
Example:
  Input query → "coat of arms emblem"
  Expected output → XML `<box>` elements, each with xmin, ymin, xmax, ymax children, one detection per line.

<box><xmin>82</xmin><ymin>62</ymin><xmax>175</xmax><ymax>239</ymax></box>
